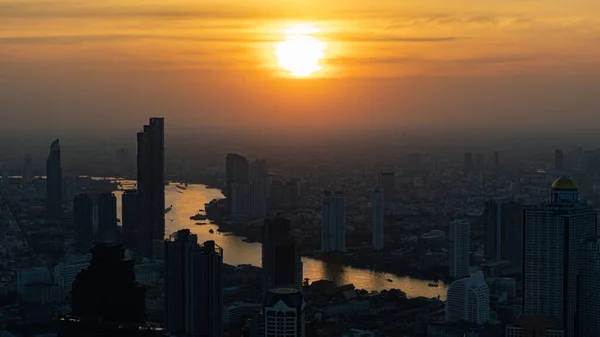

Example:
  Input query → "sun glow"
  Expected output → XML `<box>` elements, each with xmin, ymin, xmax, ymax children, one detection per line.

<box><xmin>275</xmin><ymin>24</ymin><xmax>327</xmax><ymax>77</ymax></box>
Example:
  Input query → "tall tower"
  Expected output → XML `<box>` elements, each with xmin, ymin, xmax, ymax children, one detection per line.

<box><xmin>97</xmin><ymin>192</ymin><xmax>117</xmax><ymax>235</ymax></box>
<box><xmin>46</xmin><ymin>138</ymin><xmax>62</xmax><ymax>218</ymax></box>
<box><xmin>321</xmin><ymin>191</ymin><xmax>346</xmax><ymax>252</ymax></box>
<box><xmin>73</xmin><ymin>194</ymin><xmax>94</xmax><ymax>248</ymax></box>
<box><xmin>449</xmin><ymin>220</ymin><xmax>470</xmax><ymax>279</ymax></box>
<box><xmin>371</xmin><ymin>189</ymin><xmax>384</xmax><ymax>250</ymax></box>
<box><xmin>523</xmin><ymin>177</ymin><xmax>597</xmax><ymax>336</ymax></box>
<box><xmin>484</xmin><ymin>199</ymin><xmax>523</xmax><ymax>267</ymax></box>
<box><xmin>463</xmin><ymin>152</ymin><xmax>474</xmax><ymax>176</ymax></box>
<box><xmin>263</xmin><ymin>288</ymin><xmax>306</xmax><ymax>337</ymax></box>
<box><xmin>165</xmin><ymin>231</ymin><xmax>223</xmax><ymax>337</ymax></box>
<box><xmin>121</xmin><ymin>189</ymin><xmax>140</xmax><ymax>249</ymax></box>
<box><xmin>137</xmin><ymin>118</ymin><xmax>165</xmax><ymax>258</ymax></box>
<box><xmin>225</xmin><ymin>153</ymin><xmax>249</xmax><ymax>211</ymax></box>
<box><xmin>262</xmin><ymin>218</ymin><xmax>303</xmax><ymax>295</ymax></box>
<box><xmin>22</xmin><ymin>154</ymin><xmax>33</xmax><ymax>186</ymax></box>
<box><xmin>445</xmin><ymin>271</ymin><xmax>489</xmax><ymax>325</ymax></box>
<box><xmin>494</xmin><ymin>151</ymin><xmax>500</xmax><ymax>169</ymax></box>
<box><xmin>578</xmin><ymin>239</ymin><xmax>600</xmax><ymax>337</ymax></box>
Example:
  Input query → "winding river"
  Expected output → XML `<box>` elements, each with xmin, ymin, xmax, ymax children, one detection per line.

<box><xmin>113</xmin><ymin>183</ymin><xmax>448</xmax><ymax>299</ymax></box>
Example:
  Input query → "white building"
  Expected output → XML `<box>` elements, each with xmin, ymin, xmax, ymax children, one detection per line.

<box><xmin>523</xmin><ymin>177</ymin><xmax>597</xmax><ymax>336</ymax></box>
<box><xmin>445</xmin><ymin>271</ymin><xmax>489</xmax><ymax>325</ymax></box>
<box><xmin>371</xmin><ymin>189</ymin><xmax>384</xmax><ymax>250</ymax></box>
<box><xmin>53</xmin><ymin>254</ymin><xmax>91</xmax><ymax>301</ymax></box>
<box><xmin>449</xmin><ymin>220</ymin><xmax>470</xmax><ymax>279</ymax></box>
<box><xmin>322</xmin><ymin>191</ymin><xmax>346</xmax><ymax>252</ymax></box>
<box><xmin>17</xmin><ymin>267</ymin><xmax>52</xmax><ymax>294</ymax></box>
<box><xmin>264</xmin><ymin>288</ymin><xmax>305</xmax><ymax>337</ymax></box>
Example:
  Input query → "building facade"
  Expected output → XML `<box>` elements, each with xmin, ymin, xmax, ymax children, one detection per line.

<box><xmin>264</xmin><ymin>288</ymin><xmax>305</xmax><ymax>337</ymax></box>
<box><xmin>445</xmin><ymin>271</ymin><xmax>489</xmax><ymax>325</ymax></box>
<box><xmin>371</xmin><ymin>189</ymin><xmax>384</xmax><ymax>250</ymax></box>
<box><xmin>449</xmin><ymin>220</ymin><xmax>470</xmax><ymax>279</ymax></box>
<box><xmin>484</xmin><ymin>199</ymin><xmax>523</xmax><ymax>267</ymax></box>
<box><xmin>97</xmin><ymin>192</ymin><xmax>117</xmax><ymax>234</ymax></box>
<box><xmin>46</xmin><ymin>138</ymin><xmax>62</xmax><ymax>218</ymax></box>
<box><xmin>74</xmin><ymin>194</ymin><xmax>94</xmax><ymax>248</ymax></box>
<box><xmin>262</xmin><ymin>218</ymin><xmax>303</xmax><ymax>295</ymax></box>
<box><xmin>122</xmin><ymin>189</ymin><xmax>140</xmax><ymax>249</ymax></box>
<box><xmin>322</xmin><ymin>191</ymin><xmax>346</xmax><ymax>252</ymax></box>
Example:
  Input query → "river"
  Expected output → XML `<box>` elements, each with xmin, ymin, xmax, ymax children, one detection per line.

<box><xmin>113</xmin><ymin>182</ymin><xmax>448</xmax><ymax>299</ymax></box>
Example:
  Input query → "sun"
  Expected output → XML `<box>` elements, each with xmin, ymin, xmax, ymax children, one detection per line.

<box><xmin>275</xmin><ymin>24</ymin><xmax>326</xmax><ymax>77</ymax></box>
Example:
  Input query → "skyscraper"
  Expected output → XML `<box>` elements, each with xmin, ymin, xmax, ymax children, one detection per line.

<box><xmin>474</xmin><ymin>154</ymin><xmax>485</xmax><ymax>172</ymax></box>
<box><xmin>249</xmin><ymin>182</ymin><xmax>267</xmax><ymax>218</ymax></box>
<box><xmin>122</xmin><ymin>190</ymin><xmax>140</xmax><ymax>249</ymax></box>
<box><xmin>321</xmin><ymin>191</ymin><xmax>346</xmax><ymax>252</ymax></box>
<box><xmin>226</xmin><ymin>153</ymin><xmax>249</xmax><ymax>211</ymax></box>
<box><xmin>97</xmin><ymin>192</ymin><xmax>117</xmax><ymax>235</ymax></box>
<box><xmin>494</xmin><ymin>151</ymin><xmax>500</xmax><ymax>169</ymax></box>
<box><xmin>378</xmin><ymin>171</ymin><xmax>395</xmax><ymax>203</ymax></box>
<box><xmin>263</xmin><ymin>288</ymin><xmax>306</xmax><ymax>337</ymax></box>
<box><xmin>449</xmin><ymin>220</ymin><xmax>470</xmax><ymax>279</ymax></box>
<box><xmin>262</xmin><ymin>218</ymin><xmax>303</xmax><ymax>295</ymax></box>
<box><xmin>463</xmin><ymin>152</ymin><xmax>474</xmax><ymax>176</ymax></box>
<box><xmin>22</xmin><ymin>154</ymin><xmax>33</xmax><ymax>186</ymax></box>
<box><xmin>165</xmin><ymin>231</ymin><xmax>223</xmax><ymax>337</ymax></box>
<box><xmin>371</xmin><ymin>189</ymin><xmax>384</xmax><ymax>250</ymax></box>
<box><xmin>555</xmin><ymin>149</ymin><xmax>564</xmax><ymax>170</ymax></box>
<box><xmin>523</xmin><ymin>177</ymin><xmax>597</xmax><ymax>336</ymax></box>
<box><xmin>230</xmin><ymin>182</ymin><xmax>251</xmax><ymax>215</ymax></box>
<box><xmin>137</xmin><ymin>118</ymin><xmax>165</xmax><ymax>258</ymax></box>
<box><xmin>249</xmin><ymin>159</ymin><xmax>267</xmax><ymax>184</ymax></box>
<box><xmin>445</xmin><ymin>271</ymin><xmax>489</xmax><ymax>325</ymax></box>
<box><xmin>59</xmin><ymin>233</ymin><xmax>162</xmax><ymax>337</ymax></box>
<box><xmin>73</xmin><ymin>194</ymin><xmax>94</xmax><ymax>248</ymax></box>
<box><xmin>578</xmin><ymin>239</ymin><xmax>600</xmax><ymax>337</ymax></box>
<box><xmin>484</xmin><ymin>199</ymin><xmax>523</xmax><ymax>267</ymax></box>
<box><xmin>46</xmin><ymin>138</ymin><xmax>62</xmax><ymax>218</ymax></box>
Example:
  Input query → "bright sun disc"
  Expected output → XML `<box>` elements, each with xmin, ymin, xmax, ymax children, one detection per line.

<box><xmin>275</xmin><ymin>25</ymin><xmax>326</xmax><ymax>77</ymax></box>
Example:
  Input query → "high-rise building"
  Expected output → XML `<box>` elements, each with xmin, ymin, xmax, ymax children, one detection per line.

<box><xmin>484</xmin><ymin>199</ymin><xmax>523</xmax><ymax>267</ymax></box>
<box><xmin>523</xmin><ymin>177</ymin><xmax>597</xmax><ymax>336</ymax></box>
<box><xmin>22</xmin><ymin>154</ymin><xmax>33</xmax><ymax>186</ymax></box>
<box><xmin>463</xmin><ymin>152</ymin><xmax>474</xmax><ymax>175</ymax></box>
<box><xmin>165</xmin><ymin>230</ymin><xmax>223</xmax><ymax>337</ymax></box>
<box><xmin>137</xmin><ymin>118</ymin><xmax>165</xmax><ymax>258</ymax></box>
<box><xmin>371</xmin><ymin>189</ymin><xmax>384</xmax><ymax>250</ymax></box>
<box><xmin>58</xmin><ymin>233</ymin><xmax>162</xmax><ymax>337</ymax></box>
<box><xmin>263</xmin><ymin>288</ymin><xmax>306</xmax><ymax>337</ymax></box>
<box><xmin>578</xmin><ymin>239</ymin><xmax>600</xmax><ymax>337</ymax></box>
<box><xmin>46</xmin><ymin>138</ymin><xmax>62</xmax><ymax>218</ymax></box>
<box><xmin>53</xmin><ymin>254</ymin><xmax>91</xmax><ymax>302</ymax></box>
<box><xmin>569</xmin><ymin>146</ymin><xmax>583</xmax><ymax>169</ymax></box>
<box><xmin>250</xmin><ymin>159</ymin><xmax>267</xmax><ymax>184</ymax></box>
<box><xmin>322</xmin><ymin>191</ymin><xmax>346</xmax><ymax>252</ymax></box>
<box><xmin>506</xmin><ymin>316</ymin><xmax>564</xmax><ymax>337</ymax></box>
<box><xmin>226</xmin><ymin>153</ymin><xmax>249</xmax><ymax>210</ymax></box>
<box><xmin>449</xmin><ymin>220</ymin><xmax>470</xmax><ymax>279</ymax></box>
<box><xmin>97</xmin><ymin>192</ymin><xmax>117</xmax><ymax>235</ymax></box>
<box><xmin>494</xmin><ymin>151</ymin><xmax>500</xmax><ymax>169</ymax></box>
<box><xmin>555</xmin><ymin>149</ymin><xmax>564</xmax><ymax>170</ymax></box>
<box><xmin>269</xmin><ymin>180</ymin><xmax>300</xmax><ymax>211</ymax></box>
<box><xmin>262</xmin><ymin>218</ymin><xmax>302</xmax><ymax>295</ymax></box>
<box><xmin>62</xmin><ymin>175</ymin><xmax>76</xmax><ymax>203</ymax></box>
<box><xmin>445</xmin><ymin>271</ymin><xmax>489</xmax><ymax>325</ymax></box>
<box><xmin>73</xmin><ymin>194</ymin><xmax>94</xmax><ymax>248</ymax></box>
<box><xmin>122</xmin><ymin>190</ymin><xmax>140</xmax><ymax>249</ymax></box>
<box><xmin>378</xmin><ymin>172</ymin><xmax>395</xmax><ymax>203</ymax></box>
<box><xmin>231</xmin><ymin>182</ymin><xmax>251</xmax><ymax>215</ymax></box>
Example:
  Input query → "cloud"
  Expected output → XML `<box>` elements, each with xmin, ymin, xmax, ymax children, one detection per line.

<box><xmin>325</xmin><ymin>33</ymin><xmax>460</xmax><ymax>42</ymax></box>
<box><xmin>0</xmin><ymin>34</ymin><xmax>279</xmax><ymax>45</ymax></box>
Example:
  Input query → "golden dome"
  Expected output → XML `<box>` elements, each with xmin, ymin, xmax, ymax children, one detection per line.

<box><xmin>551</xmin><ymin>176</ymin><xmax>577</xmax><ymax>190</ymax></box>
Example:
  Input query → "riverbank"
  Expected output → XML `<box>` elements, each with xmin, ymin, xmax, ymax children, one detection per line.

<box><xmin>216</xmin><ymin>219</ymin><xmax>450</xmax><ymax>286</ymax></box>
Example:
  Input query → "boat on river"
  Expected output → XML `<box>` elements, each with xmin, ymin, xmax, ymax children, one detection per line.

<box><xmin>164</xmin><ymin>205</ymin><xmax>173</xmax><ymax>213</ymax></box>
<box><xmin>387</xmin><ymin>279</ymin><xmax>393</xmax><ymax>283</ymax></box>
<box><xmin>209</xmin><ymin>229</ymin><xmax>214</xmax><ymax>234</ymax></box>
<box><xmin>190</xmin><ymin>213</ymin><xmax>208</xmax><ymax>220</ymax></box>
<box><xmin>428</xmin><ymin>283</ymin><xmax>439</xmax><ymax>287</ymax></box>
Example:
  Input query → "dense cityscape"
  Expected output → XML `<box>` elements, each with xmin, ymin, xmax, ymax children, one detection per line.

<box><xmin>0</xmin><ymin>117</ymin><xmax>598</xmax><ymax>336</ymax></box>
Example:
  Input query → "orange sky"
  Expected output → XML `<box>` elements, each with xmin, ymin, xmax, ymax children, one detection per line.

<box><xmin>2</xmin><ymin>0</ymin><xmax>600</xmax><ymax>134</ymax></box>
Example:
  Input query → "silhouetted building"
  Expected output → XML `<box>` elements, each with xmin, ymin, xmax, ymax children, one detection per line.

<box><xmin>97</xmin><ymin>192</ymin><xmax>117</xmax><ymax>235</ymax></box>
<box><xmin>494</xmin><ymin>151</ymin><xmax>500</xmax><ymax>168</ymax></box>
<box><xmin>262</xmin><ymin>218</ymin><xmax>302</xmax><ymax>295</ymax></box>
<box><xmin>249</xmin><ymin>159</ymin><xmax>267</xmax><ymax>184</ymax></box>
<box><xmin>226</xmin><ymin>153</ymin><xmax>249</xmax><ymax>211</ymax></box>
<box><xmin>378</xmin><ymin>171</ymin><xmax>395</xmax><ymax>203</ymax></box>
<box><xmin>122</xmin><ymin>190</ymin><xmax>140</xmax><ymax>249</ymax></box>
<box><xmin>59</xmin><ymin>235</ymin><xmax>162</xmax><ymax>337</ymax></box>
<box><xmin>484</xmin><ymin>199</ymin><xmax>523</xmax><ymax>267</ymax></box>
<box><xmin>474</xmin><ymin>154</ymin><xmax>485</xmax><ymax>172</ymax></box>
<box><xmin>523</xmin><ymin>177</ymin><xmax>597</xmax><ymax>336</ymax></box>
<box><xmin>264</xmin><ymin>288</ymin><xmax>306</xmax><ymax>337</ymax></box>
<box><xmin>578</xmin><ymin>239</ymin><xmax>600</xmax><ymax>337</ymax></box>
<box><xmin>22</xmin><ymin>154</ymin><xmax>33</xmax><ymax>186</ymax></box>
<box><xmin>449</xmin><ymin>220</ymin><xmax>470</xmax><ymax>279</ymax></box>
<box><xmin>165</xmin><ymin>231</ymin><xmax>223</xmax><ymax>337</ymax></box>
<box><xmin>463</xmin><ymin>152</ymin><xmax>474</xmax><ymax>175</ymax></box>
<box><xmin>555</xmin><ymin>149</ymin><xmax>564</xmax><ymax>170</ymax></box>
<box><xmin>137</xmin><ymin>117</ymin><xmax>165</xmax><ymax>258</ymax></box>
<box><xmin>231</xmin><ymin>182</ymin><xmax>251</xmax><ymax>215</ymax></box>
<box><xmin>569</xmin><ymin>146</ymin><xmax>583</xmax><ymax>169</ymax></box>
<box><xmin>46</xmin><ymin>138</ymin><xmax>62</xmax><ymax>218</ymax></box>
<box><xmin>74</xmin><ymin>194</ymin><xmax>94</xmax><ymax>248</ymax></box>
<box><xmin>269</xmin><ymin>180</ymin><xmax>299</xmax><ymax>211</ymax></box>
<box><xmin>322</xmin><ymin>191</ymin><xmax>346</xmax><ymax>252</ymax></box>
<box><xmin>371</xmin><ymin>189</ymin><xmax>384</xmax><ymax>250</ymax></box>
<box><xmin>506</xmin><ymin>315</ymin><xmax>564</xmax><ymax>337</ymax></box>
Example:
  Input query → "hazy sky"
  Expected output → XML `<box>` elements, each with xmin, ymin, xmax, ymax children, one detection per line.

<box><xmin>2</xmin><ymin>0</ymin><xmax>600</xmax><ymax>136</ymax></box>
